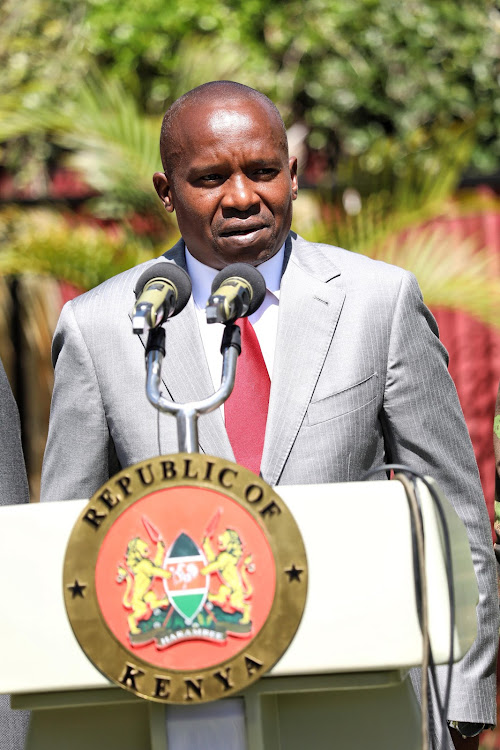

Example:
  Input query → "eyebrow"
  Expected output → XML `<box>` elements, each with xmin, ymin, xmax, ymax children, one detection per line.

<box><xmin>187</xmin><ymin>157</ymin><xmax>283</xmax><ymax>174</ymax></box>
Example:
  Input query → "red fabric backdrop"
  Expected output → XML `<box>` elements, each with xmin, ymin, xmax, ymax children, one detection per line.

<box><xmin>428</xmin><ymin>210</ymin><xmax>500</xmax><ymax>531</ymax></box>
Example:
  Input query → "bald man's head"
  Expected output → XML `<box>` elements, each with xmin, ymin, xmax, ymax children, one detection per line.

<box><xmin>159</xmin><ymin>81</ymin><xmax>288</xmax><ymax>175</ymax></box>
<box><xmin>152</xmin><ymin>81</ymin><xmax>298</xmax><ymax>268</ymax></box>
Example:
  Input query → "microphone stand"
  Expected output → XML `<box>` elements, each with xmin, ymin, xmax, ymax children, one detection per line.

<box><xmin>144</xmin><ymin>324</ymin><xmax>241</xmax><ymax>453</ymax></box>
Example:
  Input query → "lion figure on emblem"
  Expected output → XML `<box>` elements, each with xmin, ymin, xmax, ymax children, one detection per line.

<box><xmin>117</xmin><ymin>537</ymin><xmax>172</xmax><ymax>634</ymax></box>
<box><xmin>201</xmin><ymin>529</ymin><xmax>255</xmax><ymax>625</ymax></box>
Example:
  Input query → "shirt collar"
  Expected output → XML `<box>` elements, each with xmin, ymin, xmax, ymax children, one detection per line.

<box><xmin>185</xmin><ymin>244</ymin><xmax>285</xmax><ymax>310</ymax></box>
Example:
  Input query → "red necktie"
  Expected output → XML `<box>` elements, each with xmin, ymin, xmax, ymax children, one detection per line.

<box><xmin>225</xmin><ymin>317</ymin><xmax>270</xmax><ymax>475</ymax></box>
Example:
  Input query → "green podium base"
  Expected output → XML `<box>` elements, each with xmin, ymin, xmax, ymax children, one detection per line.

<box><xmin>12</xmin><ymin>671</ymin><xmax>421</xmax><ymax>750</ymax></box>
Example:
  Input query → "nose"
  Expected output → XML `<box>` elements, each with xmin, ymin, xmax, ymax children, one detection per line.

<box><xmin>221</xmin><ymin>173</ymin><xmax>259</xmax><ymax>214</ymax></box>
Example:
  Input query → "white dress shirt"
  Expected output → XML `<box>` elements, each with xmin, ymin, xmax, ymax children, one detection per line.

<box><xmin>184</xmin><ymin>246</ymin><xmax>283</xmax><ymax>399</ymax></box>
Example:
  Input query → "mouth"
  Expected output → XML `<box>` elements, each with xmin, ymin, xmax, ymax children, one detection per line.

<box><xmin>219</xmin><ymin>223</ymin><xmax>269</xmax><ymax>239</ymax></box>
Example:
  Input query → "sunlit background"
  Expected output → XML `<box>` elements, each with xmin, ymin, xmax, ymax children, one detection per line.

<box><xmin>1</xmin><ymin>1</ymin><xmax>499</xmax><ymax>743</ymax></box>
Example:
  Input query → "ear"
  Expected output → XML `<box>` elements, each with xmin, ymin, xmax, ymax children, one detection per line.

<box><xmin>289</xmin><ymin>157</ymin><xmax>298</xmax><ymax>200</ymax></box>
<box><xmin>153</xmin><ymin>172</ymin><xmax>175</xmax><ymax>213</ymax></box>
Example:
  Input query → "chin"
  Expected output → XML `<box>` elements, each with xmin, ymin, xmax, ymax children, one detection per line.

<box><xmin>217</xmin><ymin>244</ymin><xmax>280</xmax><ymax>268</ymax></box>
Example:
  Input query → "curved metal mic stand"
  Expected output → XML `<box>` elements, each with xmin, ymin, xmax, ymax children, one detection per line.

<box><xmin>144</xmin><ymin>325</ymin><xmax>241</xmax><ymax>453</ymax></box>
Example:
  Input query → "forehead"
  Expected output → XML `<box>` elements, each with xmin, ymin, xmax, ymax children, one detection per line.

<box><xmin>172</xmin><ymin>99</ymin><xmax>286</xmax><ymax>164</ymax></box>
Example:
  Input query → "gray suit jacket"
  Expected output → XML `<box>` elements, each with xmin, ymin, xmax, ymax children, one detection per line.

<box><xmin>40</xmin><ymin>233</ymin><xmax>499</xmax><ymax>739</ymax></box>
<box><xmin>0</xmin><ymin>360</ymin><xmax>30</xmax><ymax>749</ymax></box>
<box><xmin>0</xmin><ymin>361</ymin><xmax>29</xmax><ymax>507</ymax></box>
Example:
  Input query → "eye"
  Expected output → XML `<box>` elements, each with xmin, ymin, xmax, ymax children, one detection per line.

<box><xmin>253</xmin><ymin>167</ymin><xmax>278</xmax><ymax>179</ymax></box>
<box><xmin>200</xmin><ymin>173</ymin><xmax>224</xmax><ymax>183</ymax></box>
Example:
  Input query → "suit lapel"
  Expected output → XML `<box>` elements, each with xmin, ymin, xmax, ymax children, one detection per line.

<box><xmin>260</xmin><ymin>235</ymin><xmax>345</xmax><ymax>485</ymax></box>
<box><xmin>133</xmin><ymin>240</ymin><xmax>234</xmax><ymax>461</ymax></box>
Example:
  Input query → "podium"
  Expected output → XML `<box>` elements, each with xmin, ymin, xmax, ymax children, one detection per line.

<box><xmin>0</xmin><ymin>479</ymin><xmax>478</xmax><ymax>749</ymax></box>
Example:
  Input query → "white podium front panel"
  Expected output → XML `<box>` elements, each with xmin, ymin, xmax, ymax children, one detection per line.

<box><xmin>273</xmin><ymin>478</ymin><xmax>477</xmax><ymax>675</ymax></box>
<box><xmin>0</xmin><ymin>480</ymin><xmax>477</xmax><ymax>695</ymax></box>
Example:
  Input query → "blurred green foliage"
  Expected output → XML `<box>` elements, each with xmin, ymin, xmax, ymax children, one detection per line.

<box><xmin>81</xmin><ymin>0</ymin><xmax>500</xmax><ymax>173</ymax></box>
<box><xmin>0</xmin><ymin>0</ymin><xmax>88</xmax><ymax>186</ymax></box>
<box><xmin>1</xmin><ymin>0</ymin><xmax>499</xmax><ymax>181</ymax></box>
<box><xmin>0</xmin><ymin>208</ymin><xmax>158</xmax><ymax>290</ymax></box>
<box><xmin>2</xmin><ymin>0</ymin><xmax>500</xmax><ymax>323</ymax></box>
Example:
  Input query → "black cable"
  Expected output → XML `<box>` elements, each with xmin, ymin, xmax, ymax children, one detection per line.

<box><xmin>414</xmin><ymin>477</ymin><xmax>455</xmax><ymax>750</ymax></box>
<box><xmin>363</xmin><ymin>464</ymin><xmax>456</xmax><ymax>749</ymax></box>
<box><xmin>412</xmin><ymin>473</ymin><xmax>455</xmax><ymax>746</ymax></box>
<box><xmin>396</xmin><ymin>471</ymin><xmax>431</xmax><ymax>749</ymax></box>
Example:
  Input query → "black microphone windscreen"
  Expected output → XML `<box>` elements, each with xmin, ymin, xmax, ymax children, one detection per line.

<box><xmin>134</xmin><ymin>262</ymin><xmax>192</xmax><ymax>315</ymax></box>
<box><xmin>211</xmin><ymin>263</ymin><xmax>266</xmax><ymax>316</ymax></box>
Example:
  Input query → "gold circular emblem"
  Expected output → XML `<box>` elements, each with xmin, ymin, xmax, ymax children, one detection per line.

<box><xmin>64</xmin><ymin>453</ymin><xmax>307</xmax><ymax>704</ymax></box>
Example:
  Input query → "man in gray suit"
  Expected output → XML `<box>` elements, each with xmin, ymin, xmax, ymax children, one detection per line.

<box><xmin>0</xmin><ymin>359</ymin><xmax>30</xmax><ymax>749</ymax></box>
<box><xmin>41</xmin><ymin>81</ymin><xmax>498</xmax><ymax>749</ymax></box>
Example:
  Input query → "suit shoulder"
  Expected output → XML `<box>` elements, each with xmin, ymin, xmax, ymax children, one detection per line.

<box><xmin>71</xmin><ymin>258</ymin><xmax>159</xmax><ymax>308</ymax></box>
<box><xmin>68</xmin><ymin>237</ymin><xmax>186</xmax><ymax>316</ymax></box>
<box><xmin>291</xmin><ymin>234</ymin><xmax>412</xmax><ymax>290</ymax></box>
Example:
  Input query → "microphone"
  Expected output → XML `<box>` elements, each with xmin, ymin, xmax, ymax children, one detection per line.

<box><xmin>132</xmin><ymin>262</ymin><xmax>192</xmax><ymax>334</ymax></box>
<box><xmin>206</xmin><ymin>263</ymin><xmax>266</xmax><ymax>324</ymax></box>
